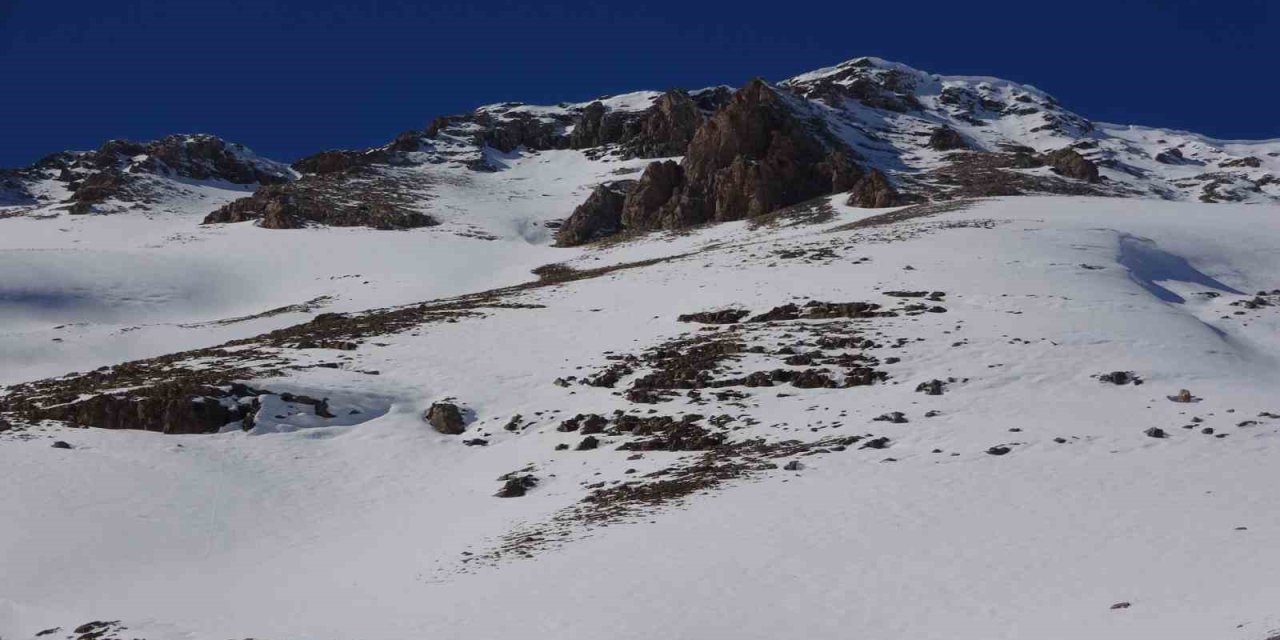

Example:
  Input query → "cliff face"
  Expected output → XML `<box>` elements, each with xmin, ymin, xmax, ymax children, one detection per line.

<box><xmin>619</xmin><ymin>79</ymin><xmax>863</xmax><ymax>232</ymax></box>
<box><xmin>553</xmin><ymin>180</ymin><xmax>635</xmax><ymax>247</ymax></box>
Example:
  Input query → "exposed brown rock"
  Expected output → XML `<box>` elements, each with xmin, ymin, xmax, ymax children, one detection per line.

<box><xmin>203</xmin><ymin>177</ymin><xmax>437</xmax><ymax>230</ymax></box>
<box><xmin>425</xmin><ymin>402</ymin><xmax>466</xmax><ymax>434</ymax></box>
<box><xmin>928</xmin><ymin>126</ymin><xmax>968</xmax><ymax>151</ymax></box>
<box><xmin>387</xmin><ymin>130</ymin><xmax>423</xmax><ymax>153</ymax></box>
<box><xmin>475</xmin><ymin>111</ymin><xmax>569</xmax><ymax>153</ymax></box>
<box><xmin>846</xmin><ymin>170</ymin><xmax>899</xmax><ymax>208</ymax></box>
<box><xmin>919</xmin><ymin>151</ymin><xmax>1109</xmax><ymax>199</ymax></box>
<box><xmin>293</xmin><ymin>150</ymin><xmax>371</xmax><ymax>175</ymax></box>
<box><xmin>622</xmin><ymin>90</ymin><xmax>705</xmax><ymax>158</ymax></box>
<box><xmin>1154</xmin><ymin>148</ymin><xmax>1185</xmax><ymax>164</ymax></box>
<box><xmin>36</xmin><ymin>382</ymin><xmax>248</xmax><ymax>434</ymax></box>
<box><xmin>495</xmin><ymin>474</ymin><xmax>538</xmax><ymax>497</ymax></box>
<box><xmin>569</xmin><ymin>101</ymin><xmax>616</xmax><ymax>150</ymax></box>
<box><xmin>1220</xmin><ymin>156</ymin><xmax>1262</xmax><ymax>169</ymax></box>
<box><xmin>1043</xmin><ymin>148</ymin><xmax>1100</xmax><ymax>182</ymax></box>
<box><xmin>621</xmin><ymin>79</ymin><xmax>861</xmax><ymax>232</ymax></box>
<box><xmin>783</xmin><ymin>59</ymin><xmax>922</xmax><ymax>112</ymax></box>
<box><xmin>555</xmin><ymin>180</ymin><xmax>634</xmax><ymax>246</ymax></box>
<box><xmin>620</xmin><ymin>160</ymin><xmax>685</xmax><ymax>229</ymax></box>
<box><xmin>68</xmin><ymin>169</ymin><xmax>129</xmax><ymax>212</ymax></box>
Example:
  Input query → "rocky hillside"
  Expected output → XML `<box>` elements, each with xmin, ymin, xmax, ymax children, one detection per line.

<box><xmin>6</xmin><ymin>57</ymin><xmax>1278</xmax><ymax>235</ymax></box>
<box><xmin>1</xmin><ymin>134</ymin><xmax>292</xmax><ymax>215</ymax></box>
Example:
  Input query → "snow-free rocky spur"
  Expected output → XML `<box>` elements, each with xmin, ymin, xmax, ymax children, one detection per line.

<box><xmin>3</xmin><ymin>57</ymin><xmax>1280</xmax><ymax>640</ymax></box>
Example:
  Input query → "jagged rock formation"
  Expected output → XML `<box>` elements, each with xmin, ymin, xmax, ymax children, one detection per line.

<box><xmin>5</xmin><ymin>55</ymin><xmax>1279</xmax><ymax>235</ymax></box>
<box><xmin>555</xmin><ymin>180</ymin><xmax>635</xmax><ymax>246</ymax></box>
<box><xmin>234</xmin><ymin>88</ymin><xmax>731</xmax><ymax>230</ymax></box>
<box><xmin>618</xmin><ymin>79</ymin><xmax>862</xmax><ymax>231</ymax></box>
<box><xmin>418</xmin><ymin>87</ymin><xmax>732</xmax><ymax>166</ymax></box>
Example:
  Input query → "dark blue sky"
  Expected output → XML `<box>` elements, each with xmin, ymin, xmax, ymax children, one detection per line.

<box><xmin>2</xmin><ymin>0</ymin><xmax>1276</xmax><ymax>167</ymax></box>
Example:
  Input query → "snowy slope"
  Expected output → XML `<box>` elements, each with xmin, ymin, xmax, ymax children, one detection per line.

<box><xmin>0</xmin><ymin>149</ymin><xmax>654</xmax><ymax>385</ymax></box>
<box><xmin>4</xmin><ymin>196</ymin><xmax>1280</xmax><ymax>640</ymax></box>
<box><xmin>4</xmin><ymin>55</ymin><xmax>1280</xmax><ymax>640</ymax></box>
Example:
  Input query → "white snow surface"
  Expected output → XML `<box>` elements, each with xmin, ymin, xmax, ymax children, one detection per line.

<box><xmin>4</xmin><ymin>56</ymin><xmax>1280</xmax><ymax>640</ymax></box>
<box><xmin>4</xmin><ymin>191</ymin><xmax>1280</xmax><ymax>639</ymax></box>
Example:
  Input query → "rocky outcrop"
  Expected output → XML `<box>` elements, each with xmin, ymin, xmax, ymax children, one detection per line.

<box><xmin>4</xmin><ymin>134</ymin><xmax>291</xmax><ymax>214</ymax></box>
<box><xmin>920</xmin><ymin>151</ymin><xmax>1107</xmax><ymax>198</ymax></box>
<box><xmin>35</xmin><ymin>382</ymin><xmax>251</xmax><ymax>434</ymax></box>
<box><xmin>782</xmin><ymin>58</ymin><xmax>922</xmax><ymax>112</ymax></box>
<box><xmin>1043</xmin><ymin>148</ymin><xmax>1100</xmax><ymax>182</ymax></box>
<box><xmin>928</xmin><ymin>126</ymin><xmax>967</xmax><ymax>151</ymax></box>
<box><xmin>293</xmin><ymin>150</ymin><xmax>374</xmax><ymax>175</ymax></box>
<box><xmin>620</xmin><ymin>90</ymin><xmax>706</xmax><ymax>158</ymax></box>
<box><xmin>555</xmin><ymin>180</ymin><xmax>635</xmax><ymax>246</ymax></box>
<box><xmin>134</xmin><ymin>135</ymin><xmax>291</xmax><ymax>184</ymax></box>
<box><xmin>620</xmin><ymin>79</ymin><xmax>861</xmax><ymax>232</ymax></box>
<box><xmin>1220</xmin><ymin>156</ymin><xmax>1262</xmax><ymax>169</ymax></box>
<box><xmin>846</xmin><ymin>170</ymin><xmax>899</xmax><ymax>208</ymax></box>
<box><xmin>1154</xmin><ymin>148</ymin><xmax>1186</xmax><ymax>164</ymax></box>
<box><xmin>203</xmin><ymin>177</ymin><xmax>437</xmax><ymax>230</ymax></box>
<box><xmin>68</xmin><ymin>169</ymin><xmax>130</xmax><ymax>214</ymax></box>
<box><xmin>568</xmin><ymin>101</ymin><xmax>621</xmax><ymax>150</ymax></box>
<box><xmin>475</xmin><ymin>111</ymin><xmax>570</xmax><ymax>153</ymax></box>
<box><xmin>0</xmin><ymin>172</ymin><xmax>33</xmax><ymax>206</ymax></box>
<box><xmin>416</xmin><ymin>88</ymin><xmax>723</xmax><ymax>170</ymax></box>
<box><xmin>425</xmin><ymin>402</ymin><xmax>466</xmax><ymax>434</ymax></box>
<box><xmin>620</xmin><ymin>160</ymin><xmax>685</xmax><ymax>229</ymax></box>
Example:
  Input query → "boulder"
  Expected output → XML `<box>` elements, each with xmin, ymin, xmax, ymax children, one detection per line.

<box><xmin>424</xmin><ymin>402</ymin><xmax>466</xmax><ymax>434</ymax></box>
<box><xmin>1043</xmin><ymin>148</ymin><xmax>1100</xmax><ymax>182</ymax></box>
<box><xmin>495</xmin><ymin>474</ymin><xmax>538</xmax><ymax>498</ymax></box>
<box><xmin>928</xmin><ymin>126</ymin><xmax>968</xmax><ymax>151</ymax></box>
<box><xmin>846</xmin><ymin>170</ymin><xmax>899</xmax><ymax>208</ymax></box>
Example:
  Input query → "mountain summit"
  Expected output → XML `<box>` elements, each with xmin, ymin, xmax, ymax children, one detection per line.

<box><xmin>5</xmin><ymin>57</ymin><xmax>1278</xmax><ymax>232</ymax></box>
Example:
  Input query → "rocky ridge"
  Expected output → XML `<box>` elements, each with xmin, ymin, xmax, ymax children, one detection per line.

<box><xmin>5</xmin><ymin>57</ymin><xmax>1279</xmax><ymax>236</ymax></box>
<box><xmin>2</xmin><ymin>134</ymin><xmax>292</xmax><ymax>215</ymax></box>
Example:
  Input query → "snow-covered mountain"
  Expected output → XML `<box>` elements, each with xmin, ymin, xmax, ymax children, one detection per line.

<box><xmin>3</xmin><ymin>58</ymin><xmax>1280</xmax><ymax>640</ymax></box>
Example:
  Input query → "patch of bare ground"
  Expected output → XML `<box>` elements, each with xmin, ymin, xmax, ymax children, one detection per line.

<box><xmin>460</xmin><ymin>294</ymin><xmax>946</xmax><ymax>570</ymax></box>
<box><xmin>472</xmin><ymin>431</ymin><xmax>873</xmax><ymax>567</ymax></box>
